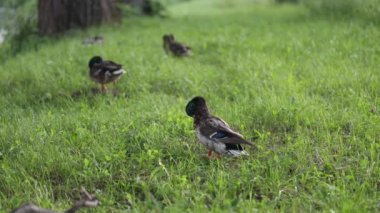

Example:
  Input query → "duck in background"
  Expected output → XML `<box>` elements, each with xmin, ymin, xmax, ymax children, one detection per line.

<box><xmin>163</xmin><ymin>34</ymin><xmax>191</xmax><ymax>57</ymax></box>
<box><xmin>88</xmin><ymin>56</ymin><xmax>126</xmax><ymax>92</ymax></box>
<box><xmin>11</xmin><ymin>187</ymin><xmax>99</xmax><ymax>213</ymax></box>
<box><xmin>83</xmin><ymin>35</ymin><xmax>104</xmax><ymax>46</ymax></box>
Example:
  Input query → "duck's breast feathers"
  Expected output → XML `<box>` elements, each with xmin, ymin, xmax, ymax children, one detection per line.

<box><xmin>198</xmin><ymin>116</ymin><xmax>254</xmax><ymax>146</ymax></box>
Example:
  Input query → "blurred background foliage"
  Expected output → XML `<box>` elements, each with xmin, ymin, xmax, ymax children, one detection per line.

<box><xmin>0</xmin><ymin>0</ymin><xmax>37</xmax><ymax>56</ymax></box>
<box><xmin>0</xmin><ymin>0</ymin><xmax>379</xmax><ymax>57</ymax></box>
<box><xmin>276</xmin><ymin>0</ymin><xmax>380</xmax><ymax>22</ymax></box>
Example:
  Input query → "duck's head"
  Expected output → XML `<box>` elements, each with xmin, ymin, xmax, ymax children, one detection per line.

<box><xmin>94</xmin><ymin>35</ymin><xmax>103</xmax><ymax>41</ymax></box>
<box><xmin>88</xmin><ymin>56</ymin><xmax>103</xmax><ymax>68</ymax></box>
<box><xmin>163</xmin><ymin>34</ymin><xmax>175</xmax><ymax>44</ymax></box>
<box><xmin>186</xmin><ymin>96</ymin><xmax>208</xmax><ymax>117</ymax></box>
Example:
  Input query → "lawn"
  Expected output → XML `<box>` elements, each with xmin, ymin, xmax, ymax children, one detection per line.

<box><xmin>0</xmin><ymin>0</ymin><xmax>379</xmax><ymax>212</ymax></box>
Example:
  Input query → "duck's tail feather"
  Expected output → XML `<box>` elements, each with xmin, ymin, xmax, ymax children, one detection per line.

<box><xmin>227</xmin><ymin>149</ymin><xmax>249</xmax><ymax>157</ymax></box>
<box><xmin>112</xmin><ymin>69</ymin><xmax>126</xmax><ymax>75</ymax></box>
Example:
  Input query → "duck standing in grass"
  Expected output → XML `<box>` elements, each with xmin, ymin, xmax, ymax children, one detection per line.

<box><xmin>88</xmin><ymin>56</ymin><xmax>125</xmax><ymax>92</ymax></box>
<box><xmin>185</xmin><ymin>96</ymin><xmax>254</xmax><ymax>159</ymax></box>
<box><xmin>163</xmin><ymin>34</ymin><xmax>191</xmax><ymax>56</ymax></box>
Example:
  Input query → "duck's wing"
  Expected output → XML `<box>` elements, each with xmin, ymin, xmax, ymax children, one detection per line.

<box><xmin>92</xmin><ymin>61</ymin><xmax>125</xmax><ymax>77</ymax></box>
<box><xmin>101</xmin><ymin>60</ymin><xmax>124</xmax><ymax>74</ymax></box>
<box><xmin>170</xmin><ymin>42</ymin><xmax>191</xmax><ymax>55</ymax></box>
<box><xmin>199</xmin><ymin>116</ymin><xmax>254</xmax><ymax>146</ymax></box>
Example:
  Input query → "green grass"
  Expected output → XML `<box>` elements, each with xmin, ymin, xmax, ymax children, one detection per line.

<box><xmin>1</xmin><ymin>0</ymin><xmax>379</xmax><ymax>212</ymax></box>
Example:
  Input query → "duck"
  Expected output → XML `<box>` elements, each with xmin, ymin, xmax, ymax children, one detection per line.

<box><xmin>11</xmin><ymin>187</ymin><xmax>99</xmax><ymax>213</ymax></box>
<box><xmin>83</xmin><ymin>35</ymin><xmax>104</xmax><ymax>46</ymax></box>
<box><xmin>163</xmin><ymin>34</ymin><xmax>191</xmax><ymax>56</ymax></box>
<box><xmin>185</xmin><ymin>96</ymin><xmax>254</xmax><ymax>159</ymax></box>
<box><xmin>88</xmin><ymin>56</ymin><xmax>125</xmax><ymax>92</ymax></box>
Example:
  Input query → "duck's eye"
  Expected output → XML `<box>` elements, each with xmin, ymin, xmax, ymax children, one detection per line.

<box><xmin>185</xmin><ymin>101</ymin><xmax>196</xmax><ymax>116</ymax></box>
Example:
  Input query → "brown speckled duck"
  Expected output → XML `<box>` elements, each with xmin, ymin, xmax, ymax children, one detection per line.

<box><xmin>11</xmin><ymin>187</ymin><xmax>99</xmax><ymax>213</ymax></box>
<box><xmin>186</xmin><ymin>96</ymin><xmax>254</xmax><ymax>159</ymax></box>
<box><xmin>163</xmin><ymin>34</ymin><xmax>191</xmax><ymax>56</ymax></box>
<box><xmin>83</xmin><ymin>35</ymin><xmax>104</xmax><ymax>46</ymax></box>
<box><xmin>88</xmin><ymin>56</ymin><xmax>125</xmax><ymax>92</ymax></box>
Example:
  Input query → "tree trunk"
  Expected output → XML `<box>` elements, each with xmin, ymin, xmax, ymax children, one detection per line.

<box><xmin>38</xmin><ymin>0</ymin><xmax>120</xmax><ymax>35</ymax></box>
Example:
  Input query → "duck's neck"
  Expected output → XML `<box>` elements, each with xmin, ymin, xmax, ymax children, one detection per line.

<box><xmin>194</xmin><ymin>106</ymin><xmax>210</xmax><ymax>125</ymax></box>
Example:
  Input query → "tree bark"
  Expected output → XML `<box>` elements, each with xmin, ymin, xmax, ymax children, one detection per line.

<box><xmin>38</xmin><ymin>0</ymin><xmax>120</xmax><ymax>35</ymax></box>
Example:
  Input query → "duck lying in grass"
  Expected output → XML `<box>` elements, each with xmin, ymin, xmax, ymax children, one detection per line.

<box><xmin>163</xmin><ymin>34</ymin><xmax>191</xmax><ymax>56</ymax></box>
<box><xmin>83</xmin><ymin>35</ymin><xmax>104</xmax><ymax>46</ymax></box>
<box><xmin>186</xmin><ymin>96</ymin><xmax>254</xmax><ymax>159</ymax></box>
<box><xmin>11</xmin><ymin>187</ymin><xmax>99</xmax><ymax>213</ymax></box>
<box><xmin>88</xmin><ymin>56</ymin><xmax>125</xmax><ymax>92</ymax></box>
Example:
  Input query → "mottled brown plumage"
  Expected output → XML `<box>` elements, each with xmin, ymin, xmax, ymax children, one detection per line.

<box><xmin>163</xmin><ymin>34</ymin><xmax>191</xmax><ymax>57</ymax></box>
<box><xmin>185</xmin><ymin>96</ymin><xmax>254</xmax><ymax>159</ymax></box>
<box><xmin>11</xmin><ymin>187</ymin><xmax>99</xmax><ymax>213</ymax></box>
<box><xmin>88</xmin><ymin>56</ymin><xmax>125</xmax><ymax>92</ymax></box>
